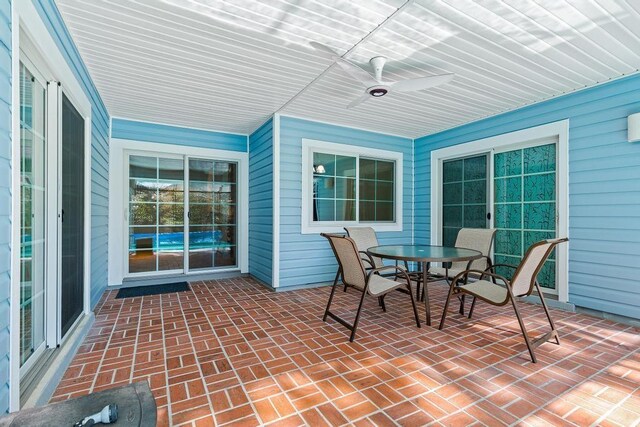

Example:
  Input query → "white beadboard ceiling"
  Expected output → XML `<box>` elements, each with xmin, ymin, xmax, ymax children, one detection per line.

<box><xmin>55</xmin><ymin>0</ymin><xmax>640</xmax><ymax>138</ymax></box>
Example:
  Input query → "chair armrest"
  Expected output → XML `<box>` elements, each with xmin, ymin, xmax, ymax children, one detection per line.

<box><xmin>485</xmin><ymin>263</ymin><xmax>518</xmax><ymax>272</ymax></box>
<box><xmin>359</xmin><ymin>251</ymin><xmax>375</xmax><ymax>268</ymax></box>
<box><xmin>451</xmin><ymin>269</ymin><xmax>510</xmax><ymax>287</ymax></box>
<box><xmin>367</xmin><ymin>265</ymin><xmax>411</xmax><ymax>284</ymax></box>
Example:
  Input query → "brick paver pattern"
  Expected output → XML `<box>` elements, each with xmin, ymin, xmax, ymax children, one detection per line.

<box><xmin>51</xmin><ymin>277</ymin><xmax>640</xmax><ymax>426</ymax></box>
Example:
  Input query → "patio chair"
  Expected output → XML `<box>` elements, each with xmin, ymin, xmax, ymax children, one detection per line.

<box><xmin>344</xmin><ymin>226</ymin><xmax>410</xmax><ymax>294</ymax></box>
<box><xmin>439</xmin><ymin>237</ymin><xmax>568</xmax><ymax>363</ymax></box>
<box><xmin>321</xmin><ymin>233</ymin><xmax>421</xmax><ymax>342</ymax></box>
<box><xmin>425</xmin><ymin>228</ymin><xmax>497</xmax><ymax>313</ymax></box>
<box><xmin>344</xmin><ymin>226</ymin><xmax>385</xmax><ymax>270</ymax></box>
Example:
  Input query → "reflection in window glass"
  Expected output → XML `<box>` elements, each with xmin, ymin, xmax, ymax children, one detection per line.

<box><xmin>128</xmin><ymin>156</ymin><xmax>184</xmax><ymax>273</ymax></box>
<box><xmin>358</xmin><ymin>158</ymin><xmax>395</xmax><ymax>222</ymax></box>
<box><xmin>313</xmin><ymin>153</ymin><xmax>356</xmax><ymax>221</ymax></box>
<box><xmin>188</xmin><ymin>159</ymin><xmax>238</xmax><ymax>270</ymax></box>
<box><xmin>312</xmin><ymin>152</ymin><xmax>395</xmax><ymax>223</ymax></box>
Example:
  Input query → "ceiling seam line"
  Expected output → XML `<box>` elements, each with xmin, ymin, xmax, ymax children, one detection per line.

<box><xmin>273</xmin><ymin>0</ymin><xmax>415</xmax><ymax>115</ymax></box>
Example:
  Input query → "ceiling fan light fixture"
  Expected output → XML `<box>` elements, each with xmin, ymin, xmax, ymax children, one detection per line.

<box><xmin>367</xmin><ymin>86</ymin><xmax>389</xmax><ymax>98</ymax></box>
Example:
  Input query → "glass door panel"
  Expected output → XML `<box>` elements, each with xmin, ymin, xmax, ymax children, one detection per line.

<box><xmin>128</xmin><ymin>156</ymin><xmax>184</xmax><ymax>274</ymax></box>
<box><xmin>19</xmin><ymin>63</ymin><xmax>46</xmax><ymax>366</ymax></box>
<box><xmin>188</xmin><ymin>159</ymin><xmax>237</xmax><ymax>270</ymax></box>
<box><xmin>442</xmin><ymin>155</ymin><xmax>488</xmax><ymax>247</ymax></box>
<box><xmin>494</xmin><ymin>143</ymin><xmax>557</xmax><ymax>290</ymax></box>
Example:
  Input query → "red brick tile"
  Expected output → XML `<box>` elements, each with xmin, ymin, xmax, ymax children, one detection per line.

<box><xmin>50</xmin><ymin>278</ymin><xmax>640</xmax><ymax>427</ymax></box>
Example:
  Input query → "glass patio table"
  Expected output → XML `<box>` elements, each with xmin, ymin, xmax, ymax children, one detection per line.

<box><xmin>367</xmin><ymin>245</ymin><xmax>482</xmax><ymax>326</ymax></box>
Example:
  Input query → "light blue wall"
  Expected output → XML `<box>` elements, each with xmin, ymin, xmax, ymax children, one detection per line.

<box><xmin>0</xmin><ymin>0</ymin><xmax>10</xmax><ymax>414</ymax></box>
<box><xmin>415</xmin><ymin>73</ymin><xmax>640</xmax><ymax>320</ymax></box>
<box><xmin>34</xmin><ymin>0</ymin><xmax>111</xmax><ymax>309</ymax></box>
<box><xmin>112</xmin><ymin>118</ymin><xmax>247</xmax><ymax>152</ymax></box>
<box><xmin>248</xmin><ymin>118</ymin><xmax>273</xmax><ymax>285</ymax></box>
<box><xmin>278</xmin><ymin>116</ymin><xmax>413</xmax><ymax>288</ymax></box>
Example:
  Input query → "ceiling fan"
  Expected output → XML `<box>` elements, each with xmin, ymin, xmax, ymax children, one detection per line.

<box><xmin>311</xmin><ymin>42</ymin><xmax>454</xmax><ymax>109</ymax></box>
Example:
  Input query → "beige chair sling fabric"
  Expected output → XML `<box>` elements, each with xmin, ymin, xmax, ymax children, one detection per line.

<box><xmin>439</xmin><ymin>237</ymin><xmax>568</xmax><ymax>363</ymax></box>
<box><xmin>321</xmin><ymin>233</ymin><xmax>421</xmax><ymax>341</ymax></box>
<box><xmin>344</xmin><ymin>226</ymin><xmax>385</xmax><ymax>268</ymax></box>
<box><xmin>430</xmin><ymin>228</ymin><xmax>496</xmax><ymax>279</ymax></box>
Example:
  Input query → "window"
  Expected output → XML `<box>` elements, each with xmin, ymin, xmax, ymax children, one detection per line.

<box><xmin>302</xmin><ymin>140</ymin><xmax>403</xmax><ymax>233</ymax></box>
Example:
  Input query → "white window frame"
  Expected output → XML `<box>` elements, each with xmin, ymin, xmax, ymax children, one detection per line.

<box><xmin>301</xmin><ymin>139</ymin><xmax>403</xmax><ymax>234</ymax></box>
<box><xmin>108</xmin><ymin>138</ymin><xmax>249</xmax><ymax>286</ymax></box>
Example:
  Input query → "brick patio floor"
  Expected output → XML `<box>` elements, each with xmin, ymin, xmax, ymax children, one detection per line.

<box><xmin>51</xmin><ymin>277</ymin><xmax>640</xmax><ymax>426</ymax></box>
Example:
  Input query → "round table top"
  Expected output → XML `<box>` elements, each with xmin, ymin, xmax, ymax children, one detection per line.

<box><xmin>367</xmin><ymin>245</ymin><xmax>482</xmax><ymax>262</ymax></box>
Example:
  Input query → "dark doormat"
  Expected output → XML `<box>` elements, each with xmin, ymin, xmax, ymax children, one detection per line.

<box><xmin>116</xmin><ymin>282</ymin><xmax>190</xmax><ymax>299</ymax></box>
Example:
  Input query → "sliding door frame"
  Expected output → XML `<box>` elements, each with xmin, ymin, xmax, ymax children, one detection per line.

<box><xmin>11</xmin><ymin>1</ymin><xmax>93</xmax><ymax>411</ymax></box>
<box><xmin>430</xmin><ymin>120</ymin><xmax>569</xmax><ymax>303</ymax></box>
<box><xmin>109</xmin><ymin>138</ymin><xmax>249</xmax><ymax>286</ymax></box>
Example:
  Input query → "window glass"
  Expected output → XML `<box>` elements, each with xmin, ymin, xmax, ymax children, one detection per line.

<box><xmin>311</xmin><ymin>151</ymin><xmax>395</xmax><ymax>224</ymax></box>
<box><xmin>359</xmin><ymin>158</ymin><xmax>395</xmax><ymax>222</ymax></box>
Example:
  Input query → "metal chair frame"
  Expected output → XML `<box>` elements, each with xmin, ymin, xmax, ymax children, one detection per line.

<box><xmin>322</xmin><ymin>233</ymin><xmax>421</xmax><ymax>342</ymax></box>
<box><xmin>439</xmin><ymin>238</ymin><xmax>568</xmax><ymax>363</ymax></box>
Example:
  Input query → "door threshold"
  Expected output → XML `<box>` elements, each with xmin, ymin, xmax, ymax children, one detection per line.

<box><xmin>116</xmin><ymin>270</ymin><xmax>244</xmax><ymax>288</ymax></box>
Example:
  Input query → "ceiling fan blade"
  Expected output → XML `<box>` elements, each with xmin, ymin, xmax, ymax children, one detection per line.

<box><xmin>335</xmin><ymin>58</ymin><xmax>378</xmax><ymax>87</ymax></box>
<box><xmin>310</xmin><ymin>41</ymin><xmax>377</xmax><ymax>87</ymax></box>
<box><xmin>391</xmin><ymin>73</ymin><xmax>454</xmax><ymax>92</ymax></box>
<box><xmin>309</xmin><ymin>41</ymin><xmax>339</xmax><ymax>60</ymax></box>
<box><xmin>347</xmin><ymin>93</ymin><xmax>370</xmax><ymax>109</ymax></box>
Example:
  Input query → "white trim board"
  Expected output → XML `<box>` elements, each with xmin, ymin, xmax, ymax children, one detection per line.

<box><xmin>301</xmin><ymin>139</ymin><xmax>404</xmax><ymax>234</ymax></box>
<box><xmin>11</xmin><ymin>0</ymin><xmax>94</xmax><ymax>411</ymax></box>
<box><xmin>108</xmin><ymin>138</ymin><xmax>249</xmax><ymax>286</ymax></box>
<box><xmin>272</xmin><ymin>113</ymin><xmax>281</xmax><ymax>288</ymax></box>
<box><xmin>430</xmin><ymin>120</ymin><xmax>569</xmax><ymax>303</ymax></box>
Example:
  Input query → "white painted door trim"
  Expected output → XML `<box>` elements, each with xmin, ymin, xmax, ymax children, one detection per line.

<box><xmin>272</xmin><ymin>114</ymin><xmax>281</xmax><ymax>288</ymax></box>
<box><xmin>109</xmin><ymin>138</ymin><xmax>249</xmax><ymax>286</ymax></box>
<box><xmin>430</xmin><ymin>120</ymin><xmax>569</xmax><ymax>303</ymax></box>
<box><xmin>11</xmin><ymin>0</ymin><xmax>93</xmax><ymax>411</ymax></box>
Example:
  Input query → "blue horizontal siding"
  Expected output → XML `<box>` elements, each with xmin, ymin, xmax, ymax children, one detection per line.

<box><xmin>0</xmin><ymin>0</ymin><xmax>9</xmax><ymax>413</ymax></box>
<box><xmin>415</xmin><ymin>73</ymin><xmax>640</xmax><ymax>320</ymax></box>
<box><xmin>248</xmin><ymin>118</ymin><xmax>273</xmax><ymax>286</ymax></box>
<box><xmin>34</xmin><ymin>0</ymin><xmax>111</xmax><ymax>309</ymax></box>
<box><xmin>278</xmin><ymin>116</ymin><xmax>413</xmax><ymax>288</ymax></box>
<box><xmin>112</xmin><ymin>118</ymin><xmax>247</xmax><ymax>152</ymax></box>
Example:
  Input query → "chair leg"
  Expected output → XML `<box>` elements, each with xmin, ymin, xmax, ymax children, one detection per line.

<box><xmin>510</xmin><ymin>296</ymin><xmax>537</xmax><ymax>363</ymax></box>
<box><xmin>323</xmin><ymin>270</ymin><xmax>340</xmax><ymax>322</ymax></box>
<box><xmin>438</xmin><ymin>281</ymin><xmax>458</xmax><ymax>330</ymax></box>
<box><xmin>407</xmin><ymin>284</ymin><xmax>421</xmax><ymax>328</ymax></box>
<box><xmin>467</xmin><ymin>297</ymin><xmax>477</xmax><ymax>319</ymax></box>
<box><xmin>343</xmin><ymin>283</ymin><xmax>348</xmax><ymax>292</ymax></box>
<box><xmin>535</xmin><ymin>281</ymin><xmax>560</xmax><ymax>345</ymax></box>
<box><xmin>380</xmin><ymin>295</ymin><xmax>387</xmax><ymax>312</ymax></box>
<box><xmin>349</xmin><ymin>288</ymin><xmax>368</xmax><ymax>342</ymax></box>
<box><xmin>458</xmin><ymin>294</ymin><xmax>466</xmax><ymax>315</ymax></box>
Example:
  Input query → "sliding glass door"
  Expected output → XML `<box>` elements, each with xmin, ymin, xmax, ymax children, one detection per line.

<box><xmin>493</xmin><ymin>143</ymin><xmax>557</xmax><ymax>290</ymax></box>
<box><xmin>440</xmin><ymin>142</ymin><xmax>559</xmax><ymax>293</ymax></box>
<box><xmin>127</xmin><ymin>154</ymin><xmax>237</xmax><ymax>276</ymax></box>
<box><xmin>441</xmin><ymin>154</ymin><xmax>489</xmax><ymax>247</ymax></box>
<box><xmin>128</xmin><ymin>155</ymin><xmax>185</xmax><ymax>274</ymax></box>
<box><xmin>19</xmin><ymin>63</ymin><xmax>47</xmax><ymax>369</ymax></box>
<box><xmin>188</xmin><ymin>159</ymin><xmax>238</xmax><ymax>270</ymax></box>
